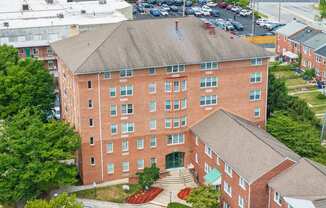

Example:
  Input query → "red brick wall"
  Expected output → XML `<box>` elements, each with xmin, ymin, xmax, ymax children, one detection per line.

<box><xmin>269</xmin><ymin>189</ymin><xmax>289</xmax><ymax>208</ymax></box>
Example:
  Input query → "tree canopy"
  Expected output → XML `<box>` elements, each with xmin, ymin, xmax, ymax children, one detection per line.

<box><xmin>136</xmin><ymin>164</ymin><xmax>160</xmax><ymax>190</ymax></box>
<box><xmin>0</xmin><ymin>45</ymin><xmax>54</xmax><ymax>120</ymax></box>
<box><xmin>186</xmin><ymin>186</ymin><xmax>220</xmax><ymax>208</ymax></box>
<box><xmin>25</xmin><ymin>192</ymin><xmax>83</xmax><ymax>208</ymax></box>
<box><xmin>0</xmin><ymin>108</ymin><xmax>80</xmax><ymax>204</ymax></box>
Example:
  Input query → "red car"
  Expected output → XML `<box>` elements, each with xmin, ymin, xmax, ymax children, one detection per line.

<box><xmin>218</xmin><ymin>2</ymin><xmax>227</xmax><ymax>8</ymax></box>
<box><xmin>226</xmin><ymin>4</ymin><xmax>233</xmax><ymax>10</ymax></box>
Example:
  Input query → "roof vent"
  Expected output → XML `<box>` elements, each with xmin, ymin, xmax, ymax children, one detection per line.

<box><xmin>81</xmin><ymin>10</ymin><xmax>86</xmax><ymax>14</ymax></box>
<box><xmin>57</xmin><ymin>13</ymin><xmax>64</xmax><ymax>18</ymax></box>
<box><xmin>22</xmin><ymin>3</ymin><xmax>29</xmax><ymax>11</ymax></box>
<box><xmin>45</xmin><ymin>0</ymin><xmax>54</xmax><ymax>4</ymax></box>
<box><xmin>3</xmin><ymin>22</ymin><xmax>9</xmax><ymax>27</ymax></box>
<box><xmin>99</xmin><ymin>0</ymin><xmax>107</xmax><ymax>4</ymax></box>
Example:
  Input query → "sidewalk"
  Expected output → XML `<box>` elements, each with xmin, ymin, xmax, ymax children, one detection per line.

<box><xmin>78</xmin><ymin>198</ymin><xmax>163</xmax><ymax>208</ymax></box>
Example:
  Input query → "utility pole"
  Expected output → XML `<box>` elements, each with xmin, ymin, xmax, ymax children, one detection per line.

<box><xmin>278</xmin><ymin>0</ymin><xmax>281</xmax><ymax>22</ymax></box>
<box><xmin>183</xmin><ymin>0</ymin><xmax>186</xmax><ymax>16</ymax></box>
<box><xmin>251</xmin><ymin>0</ymin><xmax>255</xmax><ymax>36</ymax></box>
<box><xmin>321</xmin><ymin>113</ymin><xmax>326</xmax><ymax>145</ymax></box>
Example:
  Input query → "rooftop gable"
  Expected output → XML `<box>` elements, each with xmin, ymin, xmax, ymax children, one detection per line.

<box><xmin>289</xmin><ymin>27</ymin><xmax>320</xmax><ymax>43</ymax></box>
<box><xmin>303</xmin><ymin>32</ymin><xmax>326</xmax><ymax>49</ymax></box>
<box><xmin>276</xmin><ymin>21</ymin><xmax>307</xmax><ymax>37</ymax></box>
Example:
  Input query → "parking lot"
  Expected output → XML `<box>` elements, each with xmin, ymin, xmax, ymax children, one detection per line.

<box><xmin>133</xmin><ymin>2</ymin><xmax>272</xmax><ymax>36</ymax></box>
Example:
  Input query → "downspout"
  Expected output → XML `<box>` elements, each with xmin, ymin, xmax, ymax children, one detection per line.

<box><xmin>97</xmin><ymin>74</ymin><xmax>104</xmax><ymax>181</ymax></box>
<box><xmin>248</xmin><ymin>184</ymin><xmax>251</xmax><ymax>208</ymax></box>
<box><xmin>268</xmin><ymin>186</ymin><xmax>271</xmax><ymax>208</ymax></box>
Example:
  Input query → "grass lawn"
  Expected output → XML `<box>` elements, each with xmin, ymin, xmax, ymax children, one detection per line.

<box><xmin>274</xmin><ymin>70</ymin><xmax>300</xmax><ymax>80</ymax></box>
<box><xmin>311</xmin><ymin>105</ymin><xmax>326</xmax><ymax>114</ymax></box>
<box><xmin>285</xmin><ymin>78</ymin><xmax>307</xmax><ymax>87</ymax></box>
<box><xmin>295</xmin><ymin>91</ymin><xmax>326</xmax><ymax>106</ymax></box>
<box><xmin>75</xmin><ymin>184</ymin><xmax>142</xmax><ymax>203</ymax></box>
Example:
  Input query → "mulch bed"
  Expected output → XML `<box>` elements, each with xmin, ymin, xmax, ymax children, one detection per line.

<box><xmin>127</xmin><ymin>187</ymin><xmax>163</xmax><ymax>204</ymax></box>
<box><xmin>177</xmin><ymin>187</ymin><xmax>192</xmax><ymax>200</ymax></box>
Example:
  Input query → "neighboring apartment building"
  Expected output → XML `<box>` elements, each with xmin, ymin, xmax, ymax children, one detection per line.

<box><xmin>51</xmin><ymin>16</ymin><xmax>272</xmax><ymax>185</ymax></box>
<box><xmin>0</xmin><ymin>0</ymin><xmax>131</xmax><ymax>78</ymax></box>
<box><xmin>275</xmin><ymin>21</ymin><xmax>326</xmax><ymax>81</ymax></box>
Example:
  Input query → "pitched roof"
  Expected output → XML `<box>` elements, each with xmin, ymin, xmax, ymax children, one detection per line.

<box><xmin>289</xmin><ymin>27</ymin><xmax>320</xmax><ymax>43</ymax></box>
<box><xmin>190</xmin><ymin>109</ymin><xmax>300</xmax><ymax>183</ymax></box>
<box><xmin>268</xmin><ymin>158</ymin><xmax>326</xmax><ymax>200</ymax></box>
<box><xmin>51</xmin><ymin>17</ymin><xmax>272</xmax><ymax>75</ymax></box>
<box><xmin>314</xmin><ymin>198</ymin><xmax>326</xmax><ymax>208</ymax></box>
<box><xmin>276</xmin><ymin>21</ymin><xmax>306</xmax><ymax>37</ymax></box>
<box><xmin>303</xmin><ymin>32</ymin><xmax>326</xmax><ymax>49</ymax></box>
<box><xmin>315</xmin><ymin>45</ymin><xmax>326</xmax><ymax>57</ymax></box>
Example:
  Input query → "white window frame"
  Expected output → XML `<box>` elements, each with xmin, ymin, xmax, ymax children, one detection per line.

<box><xmin>148</xmin><ymin>68</ymin><xmax>156</xmax><ymax>75</ymax></box>
<box><xmin>239</xmin><ymin>177</ymin><xmax>246</xmax><ymax>190</ymax></box>
<box><xmin>137</xmin><ymin>159</ymin><xmax>145</xmax><ymax>170</ymax></box>
<box><xmin>149</xmin><ymin>101</ymin><xmax>157</xmax><ymax>112</ymax></box>
<box><xmin>225</xmin><ymin>163</ymin><xmax>233</xmax><ymax>177</ymax></box>
<box><xmin>181</xmin><ymin>98</ymin><xmax>187</xmax><ymax>109</ymax></box>
<box><xmin>181</xmin><ymin>80</ymin><xmax>187</xmax><ymax>91</ymax></box>
<box><xmin>249</xmin><ymin>90</ymin><xmax>261</xmax><ymax>101</ymax></box>
<box><xmin>111</xmin><ymin>124</ymin><xmax>118</xmax><ymax>135</ymax></box>
<box><xmin>200</xmin><ymin>77</ymin><xmax>218</xmax><ymax>88</ymax></box>
<box><xmin>122</xmin><ymin>161</ymin><xmax>130</xmax><ymax>172</ymax></box>
<box><xmin>109</xmin><ymin>87</ymin><xmax>116</xmax><ymax>97</ymax></box>
<box><xmin>148</xmin><ymin>83</ymin><xmax>156</xmax><ymax>94</ymax></box>
<box><xmin>200</xmin><ymin>95</ymin><xmax>218</xmax><ymax>106</ymax></box>
<box><xmin>107</xmin><ymin>163</ymin><xmax>114</xmax><ymax>174</ymax></box>
<box><xmin>121</xmin><ymin>104</ymin><xmax>133</xmax><ymax>115</ymax></box>
<box><xmin>166</xmin><ymin>64</ymin><xmax>185</xmax><ymax>73</ymax></box>
<box><xmin>150</xmin><ymin>136</ymin><xmax>157</xmax><ymax>148</ymax></box>
<box><xmin>254</xmin><ymin>107</ymin><xmax>261</xmax><ymax>118</ymax></box>
<box><xmin>165</xmin><ymin>81</ymin><xmax>172</xmax><ymax>92</ymax></box>
<box><xmin>250</xmin><ymin>58</ymin><xmax>263</xmax><ymax>66</ymax></box>
<box><xmin>181</xmin><ymin>116</ymin><xmax>187</xmax><ymax>127</ymax></box>
<box><xmin>110</xmin><ymin>104</ymin><xmax>117</xmax><ymax>117</ymax></box>
<box><xmin>200</xmin><ymin>61</ymin><xmax>218</xmax><ymax>70</ymax></box>
<box><xmin>167</xmin><ymin>133</ymin><xmax>185</xmax><ymax>145</ymax></box>
<box><xmin>274</xmin><ymin>192</ymin><xmax>282</xmax><ymax>205</ymax></box>
<box><xmin>120</xmin><ymin>68</ymin><xmax>133</xmax><ymax>78</ymax></box>
<box><xmin>120</xmin><ymin>85</ymin><xmax>133</xmax><ymax>97</ymax></box>
<box><xmin>136</xmin><ymin>138</ymin><xmax>144</xmax><ymax>150</ymax></box>
<box><xmin>165</xmin><ymin>118</ymin><xmax>172</xmax><ymax>129</ymax></box>
<box><xmin>149</xmin><ymin>119</ymin><xmax>157</xmax><ymax>130</ymax></box>
<box><xmin>238</xmin><ymin>196</ymin><xmax>244</xmax><ymax>208</ymax></box>
<box><xmin>250</xmin><ymin>72</ymin><xmax>262</xmax><ymax>83</ymax></box>
<box><xmin>223</xmin><ymin>181</ymin><xmax>232</xmax><ymax>197</ymax></box>
<box><xmin>107</xmin><ymin>142</ymin><xmax>113</xmax><ymax>153</ymax></box>
<box><xmin>121</xmin><ymin>122</ymin><xmax>134</xmax><ymax>134</ymax></box>
<box><xmin>195</xmin><ymin>152</ymin><xmax>199</xmax><ymax>164</ymax></box>
<box><xmin>122</xmin><ymin>139</ymin><xmax>129</xmax><ymax>152</ymax></box>
<box><xmin>205</xmin><ymin>144</ymin><xmax>213</xmax><ymax>158</ymax></box>
<box><xmin>165</xmin><ymin>100</ymin><xmax>171</xmax><ymax>111</ymax></box>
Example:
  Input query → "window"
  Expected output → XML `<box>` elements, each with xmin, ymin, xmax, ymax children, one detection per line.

<box><xmin>223</xmin><ymin>181</ymin><xmax>232</xmax><ymax>197</ymax></box>
<box><xmin>195</xmin><ymin>153</ymin><xmax>198</xmax><ymax>164</ymax></box>
<box><xmin>195</xmin><ymin>136</ymin><xmax>199</xmax><ymax>146</ymax></box>
<box><xmin>121</xmin><ymin>104</ymin><xmax>133</xmax><ymax>115</ymax></box>
<box><xmin>173</xmin><ymin>81</ymin><xmax>180</xmax><ymax>92</ymax></box>
<box><xmin>89</xmin><ymin>118</ymin><xmax>94</xmax><ymax>127</ymax></box>
<box><xmin>122</xmin><ymin>140</ymin><xmax>129</xmax><ymax>152</ymax></box>
<box><xmin>149</xmin><ymin>119</ymin><xmax>157</xmax><ymax>130</ymax></box>
<box><xmin>173</xmin><ymin>118</ymin><xmax>180</xmax><ymax>128</ymax></box>
<box><xmin>32</xmin><ymin>48</ymin><xmax>39</xmax><ymax>57</ymax></box>
<box><xmin>107</xmin><ymin>142</ymin><xmax>113</xmax><ymax>153</ymax></box>
<box><xmin>120</xmin><ymin>68</ymin><xmax>133</xmax><ymax>78</ymax></box>
<box><xmin>122</xmin><ymin>161</ymin><xmax>129</xmax><ymax>172</ymax></box>
<box><xmin>103</xmin><ymin>71</ymin><xmax>111</xmax><ymax>79</ymax></box>
<box><xmin>136</xmin><ymin>139</ymin><xmax>144</xmax><ymax>150</ymax></box>
<box><xmin>110</xmin><ymin>104</ymin><xmax>117</xmax><ymax>117</ymax></box>
<box><xmin>223</xmin><ymin>202</ymin><xmax>231</xmax><ymax>208</ymax></box>
<box><xmin>204</xmin><ymin>162</ymin><xmax>212</xmax><ymax>173</ymax></box>
<box><xmin>109</xmin><ymin>87</ymin><xmax>116</xmax><ymax>97</ymax></box>
<box><xmin>47</xmin><ymin>47</ymin><xmax>54</xmax><ymax>56</ymax></box>
<box><xmin>205</xmin><ymin>144</ymin><xmax>213</xmax><ymax>158</ymax></box>
<box><xmin>239</xmin><ymin>177</ymin><xmax>247</xmax><ymax>190</ymax></box>
<box><xmin>250</xmin><ymin>72</ymin><xmax>262</xmax><ymax>83</ymax></box>
<box><xmin>122</xmin><ymin>123</ymin><xmax>134</xmax><ymax>134</ymax></box>
<box><xmin>249</xmin><ymin>90</ymin><xmax>261</xmax><ymax>101</ymax></box>
<box><xmin>316</xmin><ymin>55</ymin><xmax>322</xmax><ymax>63</ymax></box>
<box><xmin>181</xmin><ymin>116</ymin><xmax>187</xmax><ymax>127</ymax></box>
<box><xmin>87</xmin><ymin>80</ymin><xmax>92</xmax><ymax>89</ymax></box>
<box><xmin>250</xmin><ymin>58</ymin><xmax>263</xmax><ymax>65</ymax></box>
<box><xmin>165</xmin><ymin>81</ymin><xmax>172</xmax><ymax>92</ymax></box>
<box><xmin>150</xmin><ymin>136</ymin><xmax>157</xmax><ymax>148</ymax></box>
<box><xmin>148</xmin><ymin>68</ymin><xmax>156</xmax><ymax>75</ymax></box>
<box><xmin>149</xmin><ymin>101</ymin><xmax>156</xmax><ymax>112</ymax></box>
<box><xmin>303</xmin><ymin>46</ymin><xmax>309</xmax><ymax>54</ymax></box>
<box><xmin>111</xmin><ymin>124</ymin><xmax>118</xmax><ymax>135</ymax></box>
<box><xmin>200</xmin><ymin>61</ymin><xmax>218</xmax><ymax>70</ymax></box>
<box><xmin>200</xmin><ymin>77</ymin><xmax>218</xmax><ymax>88</ymax></box>
<box><xmin>274</xmin><ymin>192</ymin><xmax>282</xmax><ymax>205</ymax></box>
<box><xmin>120</xmin><ymin>85</ymin><xmax>133</xmax><ymax>96</ymax></box>
<box><xmin>165</xmin><ymin>100</ymin><xmax>171</xmax><ymax>111</ymax></box>
<box><xmin>173</xmin><ymin>100</ymin><xmax>180</xmax><ymax>110</ymax></box>
<box><xmin>288</xmin><ymin>205</ymin><xmax>294</xmax><ymax>208</ymax></box>
<box><xmin>137</xmin><ymin>159</ymin><xmax>145</xmax><ymax>170</ymax></box>
<box><xmin>148</xmin><ymin>83</ymin><xmax>156</xmax><ymax>94</ymax></box>
<box><xmin>165</xmin><ymin>118</ymin><xmax>172</xmax><ymax>128</ymax></box>
<box><xmin>254</xmin><ymin>108</ymin><xmax>261</xmax><ymax>118</ymax></box>
<box><xmin>90</xmin><ymin>157</ymin><xmax>95</xmax><ymax>166</ymax></box>
<box><xmin>200</xmin><ymin>95</ymin><xmax>218</xmax><ymax>106</ymax></box>
<box><xmin>238</xmin><ymin>196</ymin><xmax>244</xmax><ymax>208</ymax></box>
<box><xmin>150</xmin><ymin>157</ymin><xmax>157</xmax><ymax>166</ymax></box>
<box><xmin>225</xmin><ymin>163</ymin><xmax>233</xmax><ymax>177</ymax></box>
<box><xmin>166</xmin><ymin>64</ymin><xmax>185</xmax><ymax>73</ymax></box>
<box><xmin>216</xmin><ymin>157</ymin><xmax>220</xmax><ymax>166</ymax></box>
<box><xmin>107</xmin><ymin>163</ymin><xmax>114</xmax><ymax>174</ymax></box>
<box><xmin>181</xmin><ymin>98</ymin><xmax>187</xmax><ymax>109</ymax></box>
<box><xmin>89</xmin><ymin>137</ymin><xmax>94</xmax><ymax>145</ymax></box>
<box><xmin>88</xmin><ymin>99</ymin><xmax>93</xmax><ymax>108</ymax></box>
<box><xmin>167</xmin><ymin>133</ymin><xmax>184</xmax><ymax>145</ymax></box>
<box><xmin>48</xmin><ymin>60</ymin><xmax>55</xmax><ymax>69</ymax></box>
<box><xmin>181</xmin><ymin>80</ymin><xmax>187</xmax><ymax>91</ymax></box>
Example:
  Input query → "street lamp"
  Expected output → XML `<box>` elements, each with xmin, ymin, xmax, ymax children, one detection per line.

<box><xmin>93</xmin><ymin>182</ymin><xmax>97</xmax><ymax>199</ymax></box>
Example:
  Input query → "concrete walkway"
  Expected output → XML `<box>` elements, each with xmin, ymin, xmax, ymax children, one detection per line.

<box><xmin>78</xmin><ymin>198</ymin><xmax>163</xmax><ymax>208</ymax></box>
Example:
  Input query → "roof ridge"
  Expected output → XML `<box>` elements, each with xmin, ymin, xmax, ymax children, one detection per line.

<box><xmin>224</xmin><ymin>111</ymin><xmax>297</xmax><ymax>160</ymax></box>
<box><xmin>304</xmin><ymin>158</ymin><xmax>326</xmax><ymax>177</ymax></box>
<box><xmin>75</xmin><ymin>22</ymin><xmax>124</xmax><ymax>73</ymax></box>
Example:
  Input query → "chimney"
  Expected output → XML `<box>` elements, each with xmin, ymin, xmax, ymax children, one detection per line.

<box><xmin>175</xmin><ymin>20</ymin><xmax>179</xmax><ymax>31</ymax></box>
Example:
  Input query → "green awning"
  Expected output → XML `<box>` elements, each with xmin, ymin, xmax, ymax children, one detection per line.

<box><xmin>204</xmin><ymin>168</ymin><xmax>221</xmax><ymax>185</ymax></box>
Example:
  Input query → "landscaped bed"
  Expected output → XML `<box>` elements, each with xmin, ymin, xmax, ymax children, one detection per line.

<box><xmin>177</xmin><ymin>187</ymin><xmax>192</xmax><ymax>200</ymax></box>
<box><xmin>75</xmin><ymin>184</ymin><xmax>142</xmax><ymax>203</ymax></box>
<box><xmin>126</xmin><ymin>187</ymin><xmax>163</xmax><ymax>204</ymax></box>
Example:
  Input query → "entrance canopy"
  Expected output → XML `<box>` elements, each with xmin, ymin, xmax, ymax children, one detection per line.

<box><xmin>283</xmin><ymin>51</ymin><xmax>298</xmax><ymax>59</ymax></box>
<box><xmin>284</xmin><ymin>197</ymin><xmax>315</xmax><ymax>208</ymax></box>
<box><xmin>204</xmin><ymin>168</ymin><xmax>221</xmax><ymax>186</ymax></box>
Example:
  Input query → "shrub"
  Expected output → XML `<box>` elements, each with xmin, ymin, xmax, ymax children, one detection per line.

<box><xmin>186</xmin><ymin>186</ymin><xmax>220</xmax><ymax>208</ymax></box>
<box><xmin>167</xmin><ymin>202</ymin><xmax>190</xmax><ymax>208</ymax></box>
<box><xmin>317</xmin><ymin>93</ymin><xmax>326</xmax><ymax>100</ymax></box>
<box><xmin>136</xmin><ymin>164</ymin><xmax>160</xmax><ymax>190</ymax></box>
<box><xmin>302</xmin><ymin>68</ymin><xmax>315</xmax><ymax>80</ymax></box>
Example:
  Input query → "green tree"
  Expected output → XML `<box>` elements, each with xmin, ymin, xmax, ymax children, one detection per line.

<box><xmin>0</xmin><ymin>45</ymin><xmax>19</xmax><ymax>72</ymax></box>
<box><xmin>239</xmin><ymin>0</ymin><xmax>249</xmax><ymax>7</ymax></box>
<box><xmin>186</xmin><ymin>186</ymin><xmax>220</xmax><ymax>208</ymax></box>
<box><xmin>0</xmin><ymin>53</ymin><xmax>55</xmax><ymax>119</ymax></box>
<box><xmin>136</xmin><ymin>164</ymin><xmax>160</xmax><ymax>190</ymax></box>
<box><xmin>267</xmin><ymin>73</ymin><xmax>289</xmax><ymax>117</ymax></box>
<box><xmin>25</xmin><ymin>193</ymin><xmax>82</xmax><ymax>208</ymax></box>
<box><xmin>267</xmin><ymin>111</ymin><xmax>326</xmax><ymax>165</ymax></box>
<box><xmin>320</xmin><ymin>0</ymin><xmax>326</xmax><ymax>19</ymax></box>
<box><xmin>0</xmin><ymin>108</ymin><xmax>80</xmax><ymax>204</ymax></box>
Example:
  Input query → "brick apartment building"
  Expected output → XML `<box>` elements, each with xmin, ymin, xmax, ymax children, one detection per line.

<box><xmin>52</xmin><ymin>17</ymin><xmax>325</xmax><ymax>207</ymax></box>
<box><xmin>275</xmin><ymin>21</ymin><xmax>326</xmax><ymax>81</ymax></box>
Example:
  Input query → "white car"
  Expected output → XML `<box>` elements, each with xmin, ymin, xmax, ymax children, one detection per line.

<box><xmin>256</xmin><ymin>19</ymin><xmax>267</xmax><ymax>26</ymax></box>
<box><xmin>239</xmin><ymin>9</ymin><xmax>251</xmax><ymax>16</ymax></box>
<box><xmin>161</xmin><ymin>4</ymin><xmax>170</xmax><ymax>11</ymax></box>
<box><xmin>231</xmin><ymin>6</ymin><xmax>241</xmax><ymax>13</ymax></box>
<box><xmin>160</xmin><ymin>9</ymin><xmax>168</xmax><ymax>16</ymax></box>
<box><xmin>206</xmin><ymin>1</ymin><xmax>217</xmax><ymax>7</ymax></box>
<box><xmin>202</xmin><ymin>5</ymin><xmax>212</xmax><ymax>12</ymax></box>
<box><xmin>202</xmin><ymin>9</ymin><xmax>211</xmax><ymax>16</ymax></box>
<box><xmin>192</xmin><ymin>6</ymin><xmax>203</xmax><ymax>16</ymax></box>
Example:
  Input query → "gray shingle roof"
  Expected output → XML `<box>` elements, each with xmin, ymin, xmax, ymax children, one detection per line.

<box><xmin>303</xmin><ymin>32</ymin><xmax>326</xmax><ymax>49</ymax></box>
<box><xmin>314</xmin><ymin>198</ymin><xmax>326</xmax><ymax>208</ymax></box>
<box><xmin>51</xmin><ymin>17</ymin><xmax>272</xmax><ymax>75</ymax></box>
<box><xmin>289</xmin><ymin>27</ymin><xmax>320</xmax><ymax>43</ymax></box>
<box><xmin>276</xmin><ymin>21</ymin><xmax>306</xmax><ymax>37</ymax></box>
<box><xmin>269</xmin><ymin>158</ymin><xmax>326</xmax><ymax>200</ymax></box>
<box><xmin>315</xmin><ymin>45</ymin><xmax>326</xmax><ymax>57</ymax></box>
<box><xmin>190</xmin><ymin>109</ymin><xmax>300</xmax><ymax>183</ymax></box>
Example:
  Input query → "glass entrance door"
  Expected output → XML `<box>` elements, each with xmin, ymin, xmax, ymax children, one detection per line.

<box><xmin>165</xmin><ymin>152</ymin><xmax>184</xmax><ymax>169</ymax></box>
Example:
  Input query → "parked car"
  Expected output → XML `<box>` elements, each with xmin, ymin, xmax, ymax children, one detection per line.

<box><xmin>174</xmin><ymin>0</ymin><xmax>183</xmax><ymax>6</ymax></box>
<box><xmin>142</xmin><ymin>2</ymin><xmax>153</xmax><ymax>8</ymax></box>
<box><xmin>150</xmin><ymin>8</ymin><xmax>161</xmax><ymax>16</ymax></box>
<box><xmin>185</xmin><ymin>0</ymin><xmax>192</xmax><ymax>7</ymax></box>
<box><xmin>225</xmin><ymin>21</ymin><xmax>235</xmax><ymax>31</ymax></box>
<box><xmin>160</xmin><ymin>9</ymin><xmax>169</xmax><ymax>15</ymax></box>
<box><xmin>192</xmin><ymin>6</ymin><xmax>203</xmax><ymax>16</ymax></box>
<box><xmin>170</xmin><ymin>5</ymin><xmax>179</xmax><ymax>12</ymax></box>
<box><xmin>185</xmin><ymin>7</ymin><xmax>195</xmax><ymax>15</ymax></box>
<box><xmin>136</xmin><ymin>5</ymin><xmax>145</xmax><ymax>13</ymax></box>
<box><xmin>231</xmin><ymin>6</ymin><xmax>241</xmax><ymax>13</ymax></box>
<box><xmin>210</xmin><ymin>9</ymin><xmax>220</xmax><ymax>17</ymax></box>
<box><xmin>161</xmin><ymin>4</ymin><xmax>170</xmax><ymax>11</ymax></box>
<box><xmin>198</xmin><ymin>0</ymin><xmax>207</xmax><ymax>5</ymax></box>
<box><xmin>166</xmin><ymin>0</ymin><xmax>174</xmax><ymax>5</ymax></box>
<box><xmin>239</xmin><ymin>9</ymin><xmax>251</xmax><ymax>16</ymax></box>
<box><xmin>201</xmin><ymin>8</ymin><xmax>211</xmax><ymax>16</ymax></box>
<box><xmin>202</xmin><ymin>5</ymin><xmax>212</xmax><ymax>12</ymax></box>
<box><xmin>147</xmin><ymin>0</ymin><xmax>157</xmax><ymax>4</ymax></box>
<box><xmin>230</xmin><ymin>21</ymin><xmax>243</xmax><ymax>30</ymax></box>
<box><xmin>226</xmin><ymin>4</ymin><xmax>233</xmax><ymax>10</ymax></box>
<box><xmin>206</xmin><ymin>1</ymin><xmax>217</xmax><ymax>7</ymax></box>
<box><xmin>218</xmin><ymin>2</ymin><xmax>228</xmax><ymax>8</ymax></box>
